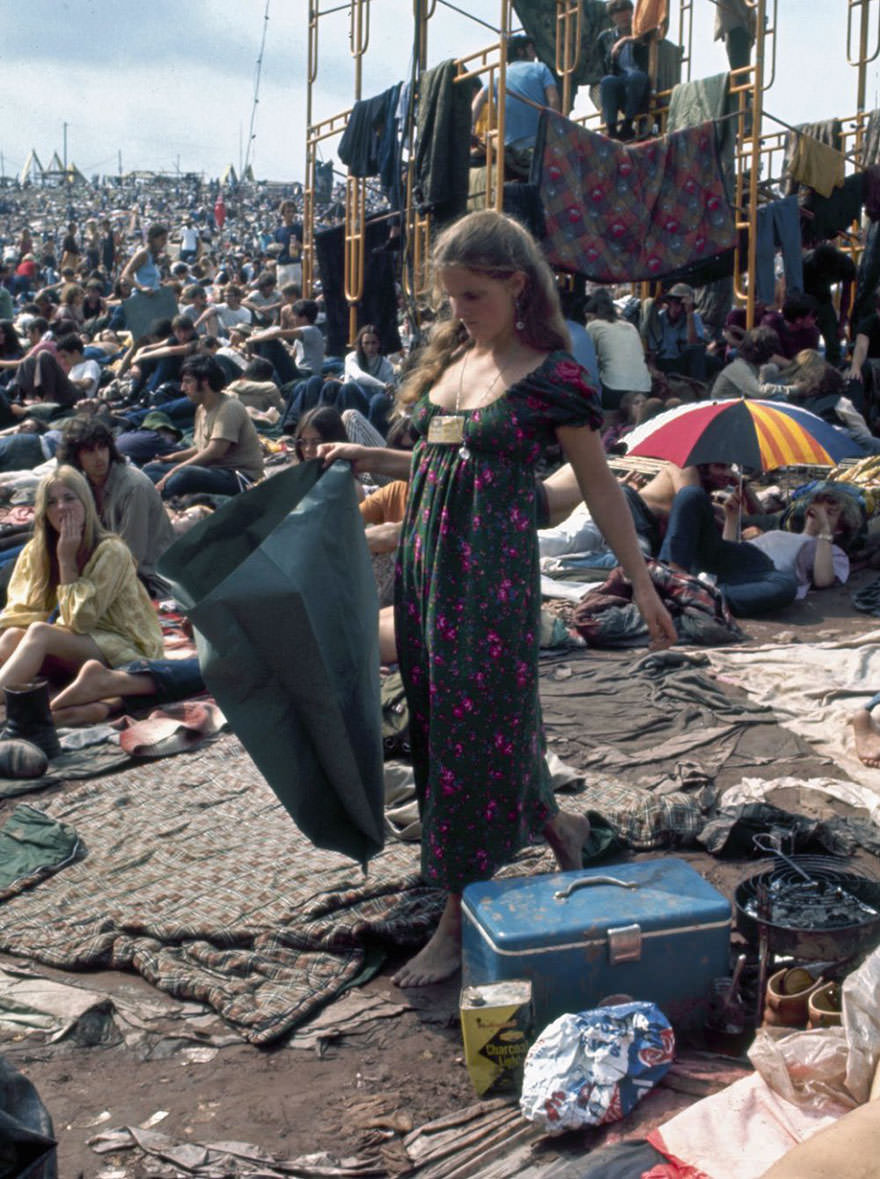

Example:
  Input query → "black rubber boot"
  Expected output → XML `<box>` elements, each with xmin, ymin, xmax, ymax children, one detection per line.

<box><xmin>2</xmin><ymin>679</ymin><xmax>61</xmax><ymax>759</ymax></box>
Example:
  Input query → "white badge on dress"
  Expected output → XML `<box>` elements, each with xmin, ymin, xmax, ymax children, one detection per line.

<box><xmin>427</xmin><ymin>415</ymin><xmax>465</xmax><ymax>444</ymax></box>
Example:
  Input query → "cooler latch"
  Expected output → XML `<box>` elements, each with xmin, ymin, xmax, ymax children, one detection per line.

<box><xmin>607</xmin><ymin>923</ymin><xmax>642</xmax><ymax>964</ymax></box>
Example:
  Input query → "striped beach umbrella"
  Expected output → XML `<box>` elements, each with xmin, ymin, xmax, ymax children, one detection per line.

<box><xmin>623</xmin><ymin>398</ymin><xmax>864</xmax><ymax>471</ymax></box>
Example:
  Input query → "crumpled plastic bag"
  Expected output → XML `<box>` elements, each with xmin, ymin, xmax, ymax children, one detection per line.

<box><xmin>748</xmin><ymin>1026</ymin><xmax>855</xmax><ymax>1116</ymax></box>
<box><xmin>843</xmin><ymin>945</ymin><xmax>880</xmax><ymax>1103</ymax></box>
<box><xmin>519</xmin><ymin>1002</ymin><xmax>675</xmax><ymax>1134</ymax></box>
<box><xmin>747</xmin><ymin>947</ymin><xmax>880</xmax><ymax>1112</ymax></box>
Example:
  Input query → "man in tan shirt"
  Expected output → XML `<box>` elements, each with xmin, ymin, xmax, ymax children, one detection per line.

<box><xmin>144</xmin><ymin>355</ymin><xmax>264</xmax><ymax>498</ymax></box>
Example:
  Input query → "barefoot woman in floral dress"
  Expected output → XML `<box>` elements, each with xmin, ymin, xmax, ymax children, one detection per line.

<box><xmin>322</xmin><ymin>211</ymin><xmax>676</xmax><ymax>986</ymax></box>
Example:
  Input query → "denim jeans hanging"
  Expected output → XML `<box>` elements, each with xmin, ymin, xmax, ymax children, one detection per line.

<box><xmin>755</xmin><ymin>196</ymin><xmax>804</xmax><ymax>305</ymax></box>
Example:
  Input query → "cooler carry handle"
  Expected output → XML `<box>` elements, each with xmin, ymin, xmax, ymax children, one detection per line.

<box><xmin>554</xmin><ymin>876</ymin><xmax>638</xmax><ymax>900</ymax></box>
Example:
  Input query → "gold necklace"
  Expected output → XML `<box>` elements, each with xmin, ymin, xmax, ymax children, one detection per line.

<box><xmin>455</xmin><ymin>348</ymin><xmax>506</xmax><ymax>460</ymax></box>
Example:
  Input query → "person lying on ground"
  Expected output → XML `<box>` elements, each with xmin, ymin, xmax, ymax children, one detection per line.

<box><xmin>619</xmin><ymin>459</ymin><xmax>763</xmax><ymax>557</ymax></box>
<box><xmin>51</xmin><ymin>656</ymin><xmax>204</xmax><ymax>727</ymax></box>
<box><xmin>0</xmin><ymin>416</ymin><xmax>54</xmax><ymax>473</ymax></box>
<box><xmin>57</xmin><ymin>416</ymin><xmax>176</xmax><ymax>593</ymax></box>
<box><xmin>657</xmin><ymin>481</ymin><xmax>850</xmax><ymax>616</ymax></box>
<box><xmin>0</xmin><ymin>466</ymin><xmax>163</xmax><ymax>691</ymax></box>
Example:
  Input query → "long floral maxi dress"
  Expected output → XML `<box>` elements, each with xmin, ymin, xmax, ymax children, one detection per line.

<box><xmin>395</xmin><ymin>351</ymin><xmax>603</xmax><ymax>893</ymax></box>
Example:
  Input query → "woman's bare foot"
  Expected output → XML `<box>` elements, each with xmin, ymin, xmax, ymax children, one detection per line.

<box><xmin>50</xmin><ymin>661</ymin><xmax>120</xmax><ymax>712</ymax></box>
<box><xmin>51</xmin><ymin>700</ymin><xmax>116</xmax><ymax>727</ymax></box>
<box><xmin>851</xmin><ymin>709</ymin><xmax>880</xmax><ymax>767</ymax></box>
<box><xmin>392</xmin><ymin>894</ymin><xmax>461</xmax><ymax>987</ymax></box>
<box><xmin>545</xmin><ymin>810</ymin><xmax>592</xmax><ymax>872</ymax></box>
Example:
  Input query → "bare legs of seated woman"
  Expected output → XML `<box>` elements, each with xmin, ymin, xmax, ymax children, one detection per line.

<box><xmin>50</xmin><ymin>660</ymin><xmax>158</xmax><ymax>726</ymax></box>
<box><xmin>0</xmin><ymin>623</ymin><xmax>105</xmax><ymax>694</ymax></box>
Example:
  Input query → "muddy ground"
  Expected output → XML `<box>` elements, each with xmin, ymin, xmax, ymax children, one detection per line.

<box><xmin>3</xmin><ymin>568</ymin><xmax>880</xmax><ymax>1178</ymax></box>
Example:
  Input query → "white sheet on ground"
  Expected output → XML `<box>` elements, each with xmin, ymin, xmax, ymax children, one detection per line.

<box><xmin>719</xmin><ymin>776</ymin><xmax>880</xmax><ymax>826</ymax></box>
<box><xmin>649</xmin><ymin>1073</ymin><xmax>841</xmax><ymax>1179</ymax></box>
<box><xmin>705</xmin><ymin>630</ymin><xmax>880</xmax><ymax>796</ymax></box>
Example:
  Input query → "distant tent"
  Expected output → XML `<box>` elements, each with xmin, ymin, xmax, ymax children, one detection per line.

<box><xmin>47</xmin><ymin>152</ymin><xmax>65</xmax><ymax>173</ymax></box>
<box><xmin>65</xmin><ymin>162</ymin><xmax>88</xmax><ymax>186</ymax></box>
<box><xmin>241</xmin><ymin>164</ymin><xmax>255</xmax><ymax>183</ymax></box>
<box><xmin>18</xmin><ymin>150</ymin><xmax>44</xmax><ymax>186</ymax></box>
<box><xmin>221</xmin><ymin>163</ymin><xmax>238</xmax><ymax>188</ymax></box>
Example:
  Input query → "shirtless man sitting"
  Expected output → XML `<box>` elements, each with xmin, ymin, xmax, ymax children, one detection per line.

<box><xmin>541</xmin><ymin>459</ymin><xmax>762</xmax><ymax>556</ymax></box>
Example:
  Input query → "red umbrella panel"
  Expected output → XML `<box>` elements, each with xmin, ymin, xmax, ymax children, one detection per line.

<box><xmin>623</xmin><ymin>399</ymin><xmax>864</xmax><ymax>471</ymax></box>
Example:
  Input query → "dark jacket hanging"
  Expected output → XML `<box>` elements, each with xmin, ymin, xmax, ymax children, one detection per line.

<box><xmin>314</xmin><ymin>219</ymin><xmax>401</xmax><ymax>359</ymax></box>
<box><xmin>414</xmin><ymin>59</ymin><xmax>479</xmax><ymax>225</ymax></box>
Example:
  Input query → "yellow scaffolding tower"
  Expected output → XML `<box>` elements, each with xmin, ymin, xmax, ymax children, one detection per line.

<box><xmin>303</xmin><ymin>0</ymin><xmax>880</xmax><ymax>343</ymax></box>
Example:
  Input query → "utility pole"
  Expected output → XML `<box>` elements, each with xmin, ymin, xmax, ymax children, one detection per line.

<box><xmin>118</xmin><ymin>150</ymin><xmax>122</xmax><ymax>179</ymax></box>
<box><xmin>63</xmin><ymin>122</ymin><xmax>68</xmax><ymax>168</ymax></box>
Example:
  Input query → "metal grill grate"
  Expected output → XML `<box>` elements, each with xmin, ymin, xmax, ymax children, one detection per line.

<box><xmin>738</xmin><ymin>858</ymin><xmax>880</xmax><ymax>932</ymax></box>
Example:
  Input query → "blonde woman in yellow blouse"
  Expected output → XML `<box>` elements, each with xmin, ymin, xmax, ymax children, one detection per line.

<box><xmin>0</xmin><ymin>466</ymin><xmax>163</xmax><ymax>689</ymax></box>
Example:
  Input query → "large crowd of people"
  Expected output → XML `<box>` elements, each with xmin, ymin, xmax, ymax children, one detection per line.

<box><xmin>0</xmin><ymin>1</ymin><xmax>878</xmax><ymax>990</ymax></box>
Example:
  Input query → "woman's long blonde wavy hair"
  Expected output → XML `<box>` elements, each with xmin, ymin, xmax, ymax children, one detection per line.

<box><xmin>29</xmin><ymin>465</ymin><xmax>110</xmax><ymax>606</ymax></box>
<box><xmin>397</xmin><ymin>210</ymin><xmax>570</xmax><ymax>407</ymax></box>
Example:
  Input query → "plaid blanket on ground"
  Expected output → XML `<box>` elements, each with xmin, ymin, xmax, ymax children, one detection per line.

<box><xmin>0</xmin><ymin>735</ymin><xmax>444</xmax><ymax>1046</ymax></box>
<box><xmin>534</xmin><ymin>111</ymin><xmax>736</xmax><ymax>282</ymax></box>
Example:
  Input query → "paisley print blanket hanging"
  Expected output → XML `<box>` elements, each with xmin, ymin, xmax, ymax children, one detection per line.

<box><xmin>533</xmin><ymin>109</ymin><xmax>736</xmax><ymax>283</ymax></box>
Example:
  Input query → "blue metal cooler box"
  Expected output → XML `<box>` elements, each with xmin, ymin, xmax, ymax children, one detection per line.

<box><xmin>462</xmin><ymin>858</ymin><xmax>731</xmax><ymax>1033</ymax></box>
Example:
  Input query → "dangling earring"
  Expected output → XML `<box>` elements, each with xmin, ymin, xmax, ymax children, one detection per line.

<box><xmin>514</xmin><ymin>296</ymin><xmax>525</xmax><ymax>332</ymax></box>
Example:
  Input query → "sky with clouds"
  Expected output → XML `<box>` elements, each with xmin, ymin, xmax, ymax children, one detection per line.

<box><xmin>0</xmin><ymin>1</ymin><xmax>873</xmax><ymax>183</ymax></box>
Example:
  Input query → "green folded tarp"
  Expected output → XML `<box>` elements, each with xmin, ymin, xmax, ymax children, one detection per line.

<box><xmin>159</xmin><ymin>460</ymin><xmax>385</xmax><ymax>868</ymax></box>
<box><xmin>0</xmin><ymin>805</ymin><xmax>82</xmax><ymax>897</ymax></box>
